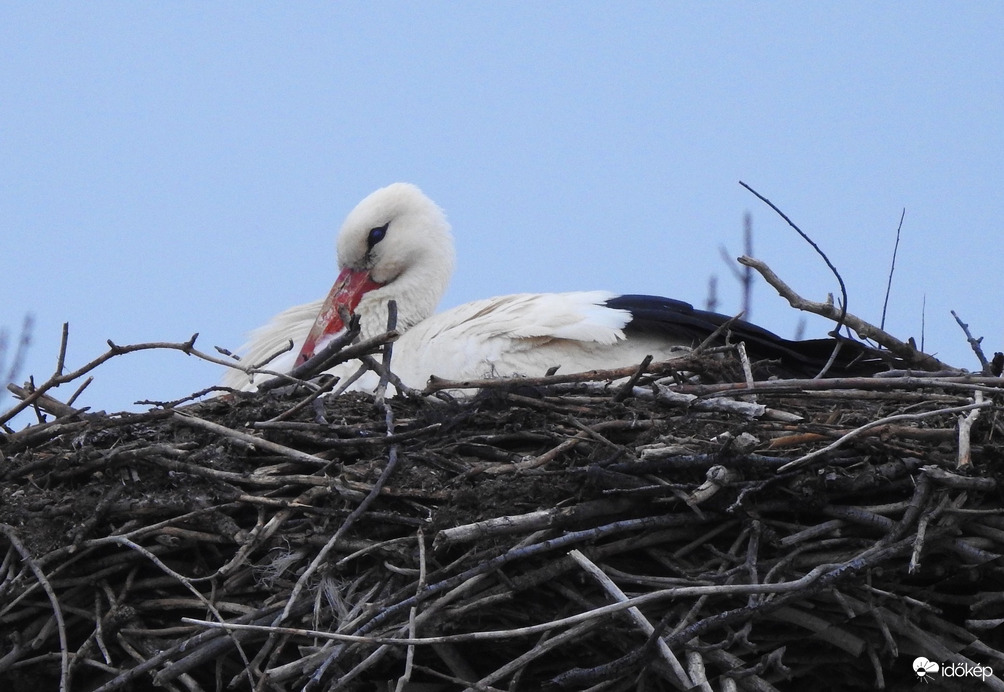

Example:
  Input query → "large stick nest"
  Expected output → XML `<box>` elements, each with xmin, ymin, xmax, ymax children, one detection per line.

<box><xmin>2</xmin><ymin>348</ymin><xmax>1004</xmax><ymax>691</ymax></box>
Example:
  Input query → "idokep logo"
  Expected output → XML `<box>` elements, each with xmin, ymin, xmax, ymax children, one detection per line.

<box><xmin>913</xmin><ymin>656</ymin><xmax>994</xmax><ymax>683</ymax></box>
<box><xmin>913</xmin><ymin>657</ymin><xmax>939</xmax><ymax>680</ymax></box>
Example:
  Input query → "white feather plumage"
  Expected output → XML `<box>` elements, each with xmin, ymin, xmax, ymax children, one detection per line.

<box><xmin>222</xmin><ymin>184</ymin><xmax>693</xmax><ymax>392</ymax></box>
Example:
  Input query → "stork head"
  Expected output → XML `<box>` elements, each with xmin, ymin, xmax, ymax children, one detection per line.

<box><xmin>296</xmin><ymin>183</ymin><xmax>455</xmax><ymax>366</ymax></box>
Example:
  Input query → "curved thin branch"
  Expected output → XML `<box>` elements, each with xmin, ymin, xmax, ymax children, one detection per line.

<box><xmin>739</xmin><ymin>181</ymin><xmax>849</xmax><ymax>331</ymax></box>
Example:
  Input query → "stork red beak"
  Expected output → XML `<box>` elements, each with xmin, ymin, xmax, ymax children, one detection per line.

<box><xmin>296</xmin><ymin>268</ymin><xmax>383</xmax><ymax>366</ymax></box>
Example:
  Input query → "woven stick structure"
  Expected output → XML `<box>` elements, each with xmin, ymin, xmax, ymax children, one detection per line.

<box><xmin>3</xmin><ymin>342</ymin><xmax>1004</xmax><ymax>691</ymax></box>
<box><xmin>3</xmin><ymin>270</ymin><xmax>1004</xmax><ymax>691</ymax></box>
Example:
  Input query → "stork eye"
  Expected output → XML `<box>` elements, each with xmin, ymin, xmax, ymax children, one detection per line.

<box><xmin>367</xmin><ymin>222</ymin><xmax>389</xmax><ymax>249</ymax></box>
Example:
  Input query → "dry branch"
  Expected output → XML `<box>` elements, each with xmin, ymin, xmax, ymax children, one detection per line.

<box><xmin>738</xmin><ymin>256</ymin><xmax>953</xmax><ymax>372</ymax></box>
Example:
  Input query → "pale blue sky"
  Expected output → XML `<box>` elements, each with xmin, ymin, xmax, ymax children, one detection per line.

<box><xmin>2</xmin><ymin>3</ymin><xmax>1002</xmax><ymax>424</ymax></box>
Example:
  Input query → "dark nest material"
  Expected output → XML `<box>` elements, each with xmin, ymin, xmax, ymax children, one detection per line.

<box><xmin>3</xmin><ymin>331</ymin><xmax>1004</xmax><ymax>691</ymax></box>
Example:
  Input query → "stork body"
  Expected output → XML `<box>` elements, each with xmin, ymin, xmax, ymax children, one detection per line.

<box><xmin>222</xmin><ymin>184</ymin><xmax>884</xmax><ymax>392</ymax></box>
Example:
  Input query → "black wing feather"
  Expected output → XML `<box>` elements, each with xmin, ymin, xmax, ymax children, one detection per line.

<box><xmin>604</xmin><ymin>294</ymin><xmax>895</xmax><ymax>377</ymax></box>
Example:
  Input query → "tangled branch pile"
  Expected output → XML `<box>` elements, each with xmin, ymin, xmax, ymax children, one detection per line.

<box><xmin>2</xmin><ymin>346</ymin><xmax>1004</xmax><ymax>691</ymax></box>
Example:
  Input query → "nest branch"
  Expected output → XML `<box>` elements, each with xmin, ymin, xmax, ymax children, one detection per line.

<box><xmin>738</xmin><ymin>256</ymin><xmax>953</xmax><ymax>371</ymax></box>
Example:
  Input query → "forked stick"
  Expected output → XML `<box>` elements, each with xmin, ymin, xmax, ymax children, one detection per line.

<box><xmin>738</xmin><ymin>256</ymin><xmax>953</xmax><ymax>372</ymax></box>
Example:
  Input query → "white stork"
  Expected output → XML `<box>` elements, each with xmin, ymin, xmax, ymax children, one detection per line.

<box><xmin>222</xmin><ymin>183</ymin><xmax>886</xmax><ymax>392</ymax></box>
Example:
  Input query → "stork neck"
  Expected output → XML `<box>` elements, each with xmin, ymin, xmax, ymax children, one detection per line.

<box><xmin>357</xmin><ymin>262</ymin><xmax>450</xmax><ymax>338</ymax></box>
